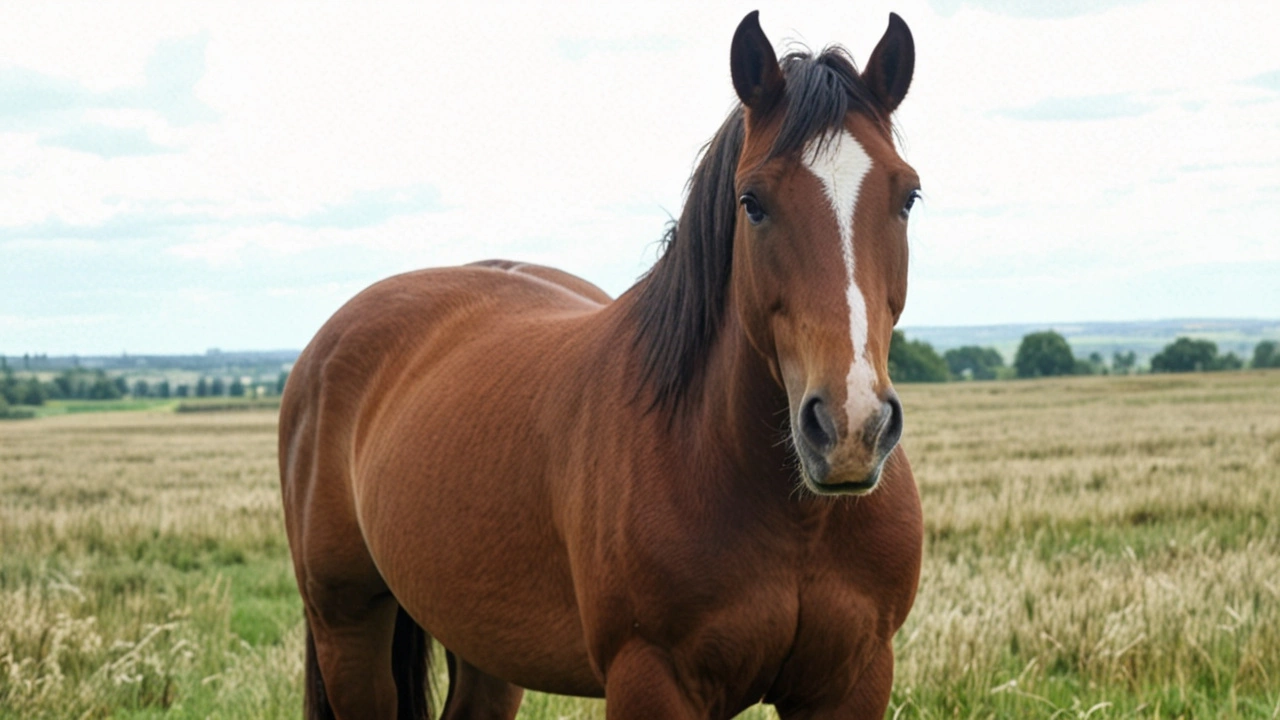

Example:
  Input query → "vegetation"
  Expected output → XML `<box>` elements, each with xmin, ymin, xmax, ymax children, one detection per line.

<box><xmin>888</xmin><ymin>330</ymin><xmax>950</xmax><ymax>383</ymax></box>
<box><xmin>1014</xmin><ymin>331</ymin><xmax>1076</xmax><ymax>378</ymax></box>
<box><xmin>1150</xmin><ymin>337</ymin><xmax>1243</xmax><ymax>373</ymax></box>
<box><xmin>943</xmin><ymin>345</ymin><xmax>1004</xmax><ymax>380</ymax></box>
<box><xmin>2</xmin><ymin>371</ymin><xmax>1278</xmax><ymax>717</ymax></box>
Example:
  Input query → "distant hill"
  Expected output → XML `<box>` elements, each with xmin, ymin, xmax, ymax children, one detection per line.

<box><xmin>5</xmin><ymin>319</ymin><xmax>1280</xmax><ymax>373</ymax></box>
<box><xmin>902</xmin><ymin>318</ymin><xmax>1280</xmax><ymax>364</ymax></box>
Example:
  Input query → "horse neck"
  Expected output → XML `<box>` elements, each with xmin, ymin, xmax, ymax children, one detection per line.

<box><xmin>664</xmin><ymin>297</ymin><xmax>799</xmax><ymax>500</ymax></box>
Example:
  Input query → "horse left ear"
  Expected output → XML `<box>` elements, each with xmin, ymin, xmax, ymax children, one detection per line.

<box><xmin>731</xmin><ymin>11</ymin><xmax>785</xmax><ymax>114</ymax></box>
<box><xmin>862</xmin><ymin>12</ymin><xmax>915</xmax><ymax>114</ymax></box>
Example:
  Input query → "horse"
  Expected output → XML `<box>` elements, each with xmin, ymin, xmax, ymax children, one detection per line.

<box><xmin>279</xmin><ymin>11</ymin><xmax>923</xmax><ymax>719</ymax></box>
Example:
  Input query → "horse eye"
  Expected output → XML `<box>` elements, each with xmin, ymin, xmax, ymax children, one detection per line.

<box><xmin>739</xmin><ymin>194</ymin><xmax>766</xmax><ymax>225</ymax></box>
<box><xmin>900</xmin><ymin>189</ymin><xmax>921</xmax><ymax>220</ymax></box>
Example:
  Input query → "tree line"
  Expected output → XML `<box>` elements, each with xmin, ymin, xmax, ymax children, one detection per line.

<box><xmin>0</xmin><ymin>362</ymin><xmax>290</xmax><ymax>413</ymax></box>
<box><xmin>889</xmin><ymin>331</ymin><xmax>1280</xmax><ymax>383</ymax></box>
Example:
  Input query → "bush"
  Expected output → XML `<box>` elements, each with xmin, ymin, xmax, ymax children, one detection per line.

<box><xmin>1151</xmin><ymin>337</ymin><xmax>1220</xmax><ymax>373</ymax></box>
<box><xmin>1253</xmin><ymin>340</ymin><xmax>1280</xmax><ymax>369</ymax></box>
<box><xmin>889</xmin><ymin>330</ymin><xmax>950</xmax><ymax>383</ymax></box>
<box><xmin>1015</xmin><ymin>331</ymin><xmax>1076</xmax><ymax>378</ymax></box>
<box><xmin>944</xmin><ymin>346</ymin><xmax>1003</xmax><ymax>380</ymax></box>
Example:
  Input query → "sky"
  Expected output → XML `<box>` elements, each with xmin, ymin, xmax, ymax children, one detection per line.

<box><xmin>2</xmin><ymin>1</ymin><xmax>1278</xmax><ymax>355</ymax></box>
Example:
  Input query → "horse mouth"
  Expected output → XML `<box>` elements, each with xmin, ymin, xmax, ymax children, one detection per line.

<box><xmin>802</xmin><ymin>466</ymin><xmax>882</xmax><ymax>496</ymax></box>
<box><xmin>795</xmin><ymin>450</ymin><xmax>885</xmax><ymax>496</ymax></box>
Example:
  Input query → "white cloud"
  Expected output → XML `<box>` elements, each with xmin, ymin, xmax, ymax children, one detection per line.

<box><xmin>1</xmin><ymin>0</ymin><xmax>1278</xmax><ymax>353</ymax></box>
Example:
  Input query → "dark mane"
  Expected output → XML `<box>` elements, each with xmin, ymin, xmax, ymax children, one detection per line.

<box><xmin>628</xmin><ymin>47</ymin><xmax>887</xmax><ymax>413</ymax></box>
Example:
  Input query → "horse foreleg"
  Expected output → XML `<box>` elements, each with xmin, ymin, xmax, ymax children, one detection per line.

<box><xmin>438</xmin><ymin>651</ymin><xmax>524</xmax><ymax>720</ymax></box>
<box><xmin>604</xmin><ymin>643</ymin><xmax>706</xmax><ymax>720</ymax></box>
<box><xmin>774</xmin><ymin>645</ymin><xmax>894</xmax><ymax>720</ymax></box>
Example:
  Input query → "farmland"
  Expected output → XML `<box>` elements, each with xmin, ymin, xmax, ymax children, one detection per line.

<box><xmin>1</xmin><ymin>371</ymin><xmax>1278</xmax><ymax>718</ymax></box>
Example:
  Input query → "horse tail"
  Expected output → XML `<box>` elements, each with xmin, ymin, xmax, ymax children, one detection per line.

<box><xmin>304</xmin><ymin>620</ymin><xmax>336</xmax><ymax>720</ymax></box>
<box><xmin>303</xmin><ymin>607</ymin><xmax>433</xmax><ymax>720</ymax></box>
<box><xmin>392</xmin><ymin>605</ymin><xmax>434</xmax><ymax>720</ymax></box>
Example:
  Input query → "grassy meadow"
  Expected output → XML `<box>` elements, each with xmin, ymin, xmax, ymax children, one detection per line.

<box><xmin>1</xmin><ymin>371</ymin><xmax>1278</xmax><ymax>718</ymax></box>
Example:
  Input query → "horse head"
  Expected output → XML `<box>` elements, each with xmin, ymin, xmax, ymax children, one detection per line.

<box><xmin>729</xmin><ymin>11</ymin><xmax>919</xmax><ymax>495</ymax></box>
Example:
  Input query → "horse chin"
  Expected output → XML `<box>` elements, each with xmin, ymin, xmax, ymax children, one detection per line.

<box><xmin>798</xmin><ymin>458</ymin><xmax>886</xmax><ymax>497</ymax></box>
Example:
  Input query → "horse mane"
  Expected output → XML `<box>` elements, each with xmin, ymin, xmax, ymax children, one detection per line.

<box><xmin>628</xmin><ymin>47</ymin><xmax>888</xmax><ymax>414</ymax></box>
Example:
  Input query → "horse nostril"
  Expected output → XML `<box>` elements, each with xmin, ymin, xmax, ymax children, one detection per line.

<box><xmin>877</xmin><ymin>392</ymin><xmax>904</xmax><ymax>455</ymax></box>
<box><xmin>799</xmin><ymin>395</ymin><xmax>836</xmax><ymax>454</ymax></box>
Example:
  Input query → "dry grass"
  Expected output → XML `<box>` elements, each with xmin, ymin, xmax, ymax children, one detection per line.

<box><xmin>1</xmin><ymin>371</ymin><xmax>1278</xmax><ymax>718</ymax></box>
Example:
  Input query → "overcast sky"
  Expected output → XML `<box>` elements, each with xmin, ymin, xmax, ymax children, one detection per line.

<box><xmin>2</xmin><ymin>1</ymin><xmax>1278</xmax><ymax>355</ymax></box>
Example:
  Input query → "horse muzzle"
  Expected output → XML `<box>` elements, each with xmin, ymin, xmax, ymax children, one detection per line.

<box><xmin>792</xmin><ymin>389</ymin><xmax>903</xmax><ymax>495</ymax></box>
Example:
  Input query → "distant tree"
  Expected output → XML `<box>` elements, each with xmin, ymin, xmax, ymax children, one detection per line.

<box><xmin>88</xmin><ymin>373</ymin><xmax>122</xmax><ymax>400</ymax></box>
<box><xmin>229</xmin><ymin>378</ymin><xmax>246</xmax><ymax>397</ymax></box>
<box><xmin>1112</xmin><ymin>350</ymin><xmax>1137</xmax><ymax>374</ymax></box>
<box><xmin>175</xmin><ymin>384</ymin><xmax>190</xmax><ymax>398</ymax></box>
<box><xmin>133</xmin><ymin>379</ymin><xmax>150</xmax><ymax>398</ymax></box>
<box><xmin>889</xmin><ymin>330</ymin><xmax>950</xmax><ymax>383</ymax></box>
<box><xmin>943</xmin><ymin>345</ymin><xmax>1003</xmax><ymax>380</ymax></box>
<box><xmin>1014</xmin><ymin>331</ymin><xmax>1075</xmax><ymax>378</ymax></box>
<box><xmin>1253</xmin><ymin>340</ymin><xmax>1280</xmax><ymax>369</ymax></box>
<box><xmin>22</xmin><ymin>353</ymin><xmax>29</xmax><ymax>370</ymax></box>
<box><xmin>276</xmin><ymin>370</ymin><xmax>290</xmax><ymax>395</ymax></box>
<box><xmin>1151</xmin><ymin>337</ymin><xmax>1218</xmax><ymax>373</ymax></box>
<box><xmin>19</xmin><ymin>380</ymin><xmax>46</xmax><ymax>406</ymax></box>
<box><xmin>53</xmin><ymin>371</ymin><xmax>74</xmax><ymax>399</ymax></box>
<box><xmin>196</xmin><ymin>377</ymin><xmax>209</xmax><ymax>397</ymax></box>
<box><xmin>1215</xmin><ymin>352</ymin><xmax>1243</xmax><ymax>371</ymax></box>
<box><xmin>113</xmin><ymin>376</ymin><xmax>128</xmax><ymax>396</ymax></box>
<box><xmin>156</xmin><ymin>379</ymin><xmax>171</xmax><ymax>399</ymax></box>
<box><xmin>210</xmin><ymin>377</ymin><xmax>225</xmax><ymax>396</ymax></box>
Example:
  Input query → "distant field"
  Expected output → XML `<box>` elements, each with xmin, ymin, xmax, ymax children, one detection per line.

<box><xmin>1</xmin><ymin>372</ymin><xmax>1277</xmax><ymax>718</ymax></box>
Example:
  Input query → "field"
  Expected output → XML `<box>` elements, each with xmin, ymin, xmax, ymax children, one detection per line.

<box><xmin>2</xmin><ymin>371</ymin><xmax>1278</xmax><ymax>718</ymax></box>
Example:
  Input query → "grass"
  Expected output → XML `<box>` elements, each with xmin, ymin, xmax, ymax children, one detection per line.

<box><xmin>1</xmin><ymin>371</ymin><xmax>1278</xmax><ymax>718</ymax></box>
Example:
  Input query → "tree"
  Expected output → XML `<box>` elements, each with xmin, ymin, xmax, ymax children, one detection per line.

<box><xmin>1150</xmin><ymin>337</ymin><xmax>1218</xmax><ymax>373</ymax></box>
<box><xmin>943</xmin><ymin>345</ymin><xmax>1003</xmax><ymax>380</ymax></box>
<box><xmin>276</xmin><ymin>370</ymin><xmax>290</xmax><ymax>395</ymax></box>
<box><xmin>229</xmin><ymin>378</ymin><xmax>246</xmax><ymax>397</ymax></box>
<box><xmin>210</xmin><ymin>377</ymin><xmax>225</xmax><ymax>396</ymax></box>
<box><xmin>196</xmin><ymin>377</ymin><xmax>209</xmax><ymax>397</ymax></box>
<box><xmin>1215</xmin><ymin>352</ymin><xmax>1243</xmax><ymax>371</ymax></box>
<box><xmin>19</xmin><ymin>379</ymin><xmax>46</xmax><ymax>406</ymax></box>
<box><xmin>1253</xmin><ymin>340</ymin><xmax>1280</xmax><ymax>369</ymax></box>
<box><xmin>133</xmin><ymin>379</ymin><xmax>150</xmax><ymax>398</ymax></box>
<box><xmin>1112</xmin><ymin>350</ymin><xmax>1136</xmax><ymax>374</ymax></box>
<box><xmin>175</xmin><ymin>384</ymin><xmax>190</xmax><ymax>398</ymax></box>
<box><xmin>888</xmin><ymin>330</ymin><xmax>950</xmax><ymax>383</ymax></box>
<box><xmin>1015</xmin><ymin>331</ymin><xmax>1075</xmax><ymax>378</ymax></box>
<box><xmin>88</xmin><ymin>372</ymin><xmax>122</xmax><ymax>400</ymax></box>
<box><xmin>156</xmin><ymin>380</ymin><xmax>171</xmax><ymax>399</ymax></box>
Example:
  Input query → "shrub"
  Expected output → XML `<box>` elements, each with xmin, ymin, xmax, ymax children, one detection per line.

<box><xmin>1151</xmin><ymin>337</ymin><xmax>1218</xmax><ymax>373</ymax></box>
<box><xmin>944</xmin><ymin>346</ymin><xmax>1003</xmax><ymax>381</ymax></box>
<box><xmin>889</xmin><ymin>331</ymin><xmax>950</xmax><ymax>383</ymax></box>
<box><xmin>1015</xmin><ymin>331</ymin><xmax>1075</xmax><ymax>378</ymax></box>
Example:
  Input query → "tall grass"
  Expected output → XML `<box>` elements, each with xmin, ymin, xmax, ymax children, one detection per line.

<box><xmin>1</xmin><ymin>372</ymin><xmax>1277</xmax><ymax>717</ymax></box>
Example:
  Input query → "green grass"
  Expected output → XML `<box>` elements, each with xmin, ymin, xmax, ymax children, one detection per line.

<box><xmin>29</xmin><ymin>398</ymin><xmax>179</xmax><ymax>418</ymax></box>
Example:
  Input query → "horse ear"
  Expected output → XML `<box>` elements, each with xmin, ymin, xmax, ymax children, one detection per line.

<box><xmin>731</xmin><ymin>11</ymin><xmax>784</xmax><ymax>114</ymax></box>
<box><xmin>862</xmin><ymin>12</ymin><xmax>915</xmax><ymax>114</ymax></box>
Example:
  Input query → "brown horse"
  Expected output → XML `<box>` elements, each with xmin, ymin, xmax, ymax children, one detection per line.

<box><xmin>280</xmin><ymin>11</ymin><xmax>923</xmax><ymax>720</ymax></box>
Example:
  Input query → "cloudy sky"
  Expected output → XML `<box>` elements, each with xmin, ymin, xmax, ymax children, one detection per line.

<box><xmin>2</xmin><ymin>1</ymin><xmax>1278</xmax><ymax>355</ymax></box>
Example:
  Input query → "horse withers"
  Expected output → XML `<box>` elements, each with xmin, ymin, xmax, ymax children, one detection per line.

<box><xmin>280</xmin><ymin>11</ymin><xmax>923</xmax><ymax>719</ymax></box>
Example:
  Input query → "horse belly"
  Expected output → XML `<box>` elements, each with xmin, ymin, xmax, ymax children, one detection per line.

<box><xmin>353</xmin><ymin>361</ymin><xmax>604</xmax><ymax>697</ymax></box>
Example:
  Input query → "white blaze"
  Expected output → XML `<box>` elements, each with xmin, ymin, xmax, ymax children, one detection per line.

<box><xmin>801</xmin><ymin>130</ymin><xmax>878</xmax><ymax>434</ymax></box>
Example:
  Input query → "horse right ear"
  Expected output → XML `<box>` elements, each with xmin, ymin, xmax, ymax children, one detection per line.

<box><xmin>731</xmin><ymin>11</ymin><xmax>784</xmax><ymax>114</ymax></box>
